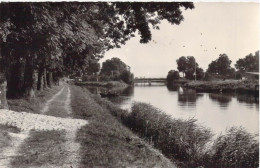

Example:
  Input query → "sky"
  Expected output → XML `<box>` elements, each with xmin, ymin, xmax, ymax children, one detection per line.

<box><xmin>100</xmin><ymin>2</ymin><xmax>260</xmax><ymax>78</ymax></box>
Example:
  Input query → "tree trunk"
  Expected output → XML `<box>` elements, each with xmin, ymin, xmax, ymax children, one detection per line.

<box><xmin>0</xmin><ymin>54</ymin><xmax>8</xmax><ymax>109</ymax></box>
<box><xmin>6</xmin><ymin>61</ymin><xmax>24</xmax><ymax>98</ymax></box>
<box><xmin>43</xmin><ymin>67</ymin><xmax>48</xmax><ymax>89</ymax></box>
<box><xmin>52</xmin><ymin>72</ymin><xmax>59</xmax><ymax>86</ymax></box>
<box><xmin>46</xmin><ymin>71</ymin><xmax>53</xmax><ymax>88</ymax></box>
<box><xmin>0</xmin><ymin>74</ymin><xmax>8</xmax><ymax>109</ymax></box>
<box><xmin>23</xmin><ymin>57</ymin><xmax>35</xmax><ymax>99</ymax></box>
<box><xmin>37</xmin><ymin>64</ymin><xmax>44</xmax><ymax>91</ymax></box>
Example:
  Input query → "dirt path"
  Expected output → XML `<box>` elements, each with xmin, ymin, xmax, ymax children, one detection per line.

<box><xmin>0</xmin><ymin>84</ymin><xmax>88</xmax><ymax>168</ymax></box>
<box><xmin>45</xmin><ymin>85</ymin><xmax>82</xmax><ymax>168</ymax></box>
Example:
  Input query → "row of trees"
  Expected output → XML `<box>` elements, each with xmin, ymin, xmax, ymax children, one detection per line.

<box><xmin>0</xmin><ymin>2</ymin><xmax>194</xmax><ymax>99</ymax></box>
<box><xmin>167</xmin><ymin>51</ymin><xmax>259</xmax><ymax>83</ymax></box>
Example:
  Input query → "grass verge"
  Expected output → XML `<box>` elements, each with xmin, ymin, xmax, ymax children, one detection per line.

<box><xmin>70</xmin><ymin>85</ymin><xmax>175</xmax><ymax>168</ymax></box>
<box><xmin>10</xmin><ymin>130</ymin><xmax>67</xmax><ymax>168</ymax></box>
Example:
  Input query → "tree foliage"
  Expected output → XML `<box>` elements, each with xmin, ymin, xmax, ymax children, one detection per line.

<box><xmin>207</xmin><ymin>54</ymin><xmax>232</xmax><ymax>76</ymax></box>
<box><xmin>176</xmin><ymin>56</ymin><xmax>203</xmax><ymax>80</ymax></box>
<box><xmin>235</xmin><ymin>51</ymin><xmax>259</xmax><ymax>72</ymax></box>
<box><xmin>167</xmin><ymin>70</ymin><xmax>180</xmax><ymax>84</ymax></box>
<box><xmin>0</xmin><ymin>2</ymin><xmax>194</xmax><ymax>98</ymax></box>
<box><xmin>120</xmin><ymin>70</ymin><xmax>134</xmax><ymax>85</ymax></box>
<box><xmin>101</xmin><ymin>57</ymin><xmax>128</xmax><ymax>76</ymax></box>
<box><xmin>100</xmin><ymin>57</ymin><xmax>134</xmax><ymax>84</ymax></box>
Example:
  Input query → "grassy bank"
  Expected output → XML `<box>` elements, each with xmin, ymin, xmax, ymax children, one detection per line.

<box><xmin>75</xmin><ymin>80</ymin><xmax>128</xmax><ymax>89</ymax></box>
<box><xmin>184</xmin><ymin>80</ymin><xmax>258</xmax><ymax>94</ymax></box>
<box><xmin>88</xmin><ymin>89</ymin><xmax>259</xmax><ymax>168</ymax></box>
<box><xmin>70</xmin><ymin>85</ymin><xmax>176</xmax><ymax>168</ymax></box>
<box><xmin>128</xmin><ymin>103</ymin><xmax>259</xmax><ymax>168</ymax></box>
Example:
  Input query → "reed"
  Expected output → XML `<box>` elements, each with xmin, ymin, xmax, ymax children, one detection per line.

<box><xmin>128</xmin><ymin>103</ymin><xmax>212</xmax><ymax>167</ymax></box>
<box><xmin>128</xmin><ymin>103</ymin><xmax>259</xmax><ymax>168</ymax></box>
<box><xmin>88</xmin><ymin>88</ymin><xmax>259</xmax><ymax>168</ymax></box>
<box><xmin>208</xmin><ymin>127</ymin><xmax>259</xmax><ymax>168</ymax></box>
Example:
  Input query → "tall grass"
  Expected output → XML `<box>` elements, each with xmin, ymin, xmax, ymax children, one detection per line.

<box><xmin>208</xmin><ymin>127</ymin><xmax>259</xmax><ymax>168</ymax></box>
<box><xmin>128</xmin><ymin>103</ymin><xmax>212</xmax><ymax>167</ymax></box>
<box><xmin>72</xmin><ymin>86</ymin><xmax>176</xmax><ymax>168</ymax></box>
<box><xmin>127</xmin><ymin>102</ymin><xmax>259</xmax><ymax>168</ymax></box>
<box><xmin>89</xmin><ymin>88</ymin><xmax>259</xmax><ymax>168</ymax></box>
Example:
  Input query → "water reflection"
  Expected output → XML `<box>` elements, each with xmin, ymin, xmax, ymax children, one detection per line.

<box><xmin>209</xmin><ymin>93</ymin><xmax>232</xmax><ymax>109</ymax></box>
<box><xmin>168</xmin><ymin>85</ymin><xmax>203</xmax><ymax>108</ymax></box>
<box><xmin>120</xmin><ymin>86</ymin><xmax>134</xmax><ymax>96</ymax></box>
<box><xmin>178</xmin><ymin>88</ymin><xmax>203</xmax><ymax>107</ymax></box>
<box><xmin>236</xmin><ymin>93</ymin><xmax>259</xmax><ymax>104</ymax></box>
<box><xmin>109</xmin><ymin>86</ymin><xmax>134</xmax><ymax>105</ymax></box>
<box><xmin>167</xmin><ymin>84</ymin><xmax>180</xmax><ymax>91</ymax></box>
<box><xmin>85</xmin><ymin>84</ymin><xmax>259</xmax><ymax>134</ymax></box>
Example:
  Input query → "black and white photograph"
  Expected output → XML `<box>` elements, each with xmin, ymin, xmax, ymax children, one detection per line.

<box><xmin>0</xmin><ymin>1</ymin><xmax>259</xmax><ymax>168</ymax></box>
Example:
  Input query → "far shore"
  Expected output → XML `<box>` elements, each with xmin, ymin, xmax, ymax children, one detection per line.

<box><xmin>74</xmin><ymin>79</ymin><xmax>259</xmax><ymax>95</ymax></box>
<box><xmin>181</xmin><ymin>79</ymin><xmax>258</xmax><ymax>94</ymax></box>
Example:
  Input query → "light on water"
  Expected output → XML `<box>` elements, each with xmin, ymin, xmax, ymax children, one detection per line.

<box><xmin>109</xmin><ymin>85</ymin><xmax>259</xmax><ymax>135</ymax></box>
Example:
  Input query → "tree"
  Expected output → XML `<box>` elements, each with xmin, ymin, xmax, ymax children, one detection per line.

<box><xmin>120</xmin><ymin>70</ymin><xmax>134</xmax><ymax>85</ymax></box>
<box><xmin>1</xmin><ymin>2</ymin><xmax>194</xmax><ymax>98</ymax></box>
<box><xmin>100</xmin><ymin>57</ymin><xmax>134</xmax><ymax>83</ymax></box>
<box><xmin>195</xmin><ymin>67</ymin><xmax>204</xmax><ymax>80</ymax></box>
<box><xmin>207</xmin><ymin>54</ymin><xmax>232</xmax><ymax>76</ymax></box>
<box><xmin>100</xmin><ymin>57</ymin><xmax>128</xmax><ymax>76</ymax></box>
<box><xmin>235</xmin><ymin>51</ymin><xmax>259</xmax><ymax>72</ymax></box>
<box><xmin>87</xmin><ymin>61</ymin><xmax>100</xmax><ymax>76</ymax></box>
<box><xmin>176</xmin><ymin>56</ymin><xmax>203</xmax><ymax>80</ymax></box>
<box><xmin>167</xmin><ymin>70</ymin><xmax>180</xmax><ymax>85</ymax></box>
<box><xmin>176</xmin><ymin>56</ymin><xmax>187</xmax><ymax>77</ymax></box>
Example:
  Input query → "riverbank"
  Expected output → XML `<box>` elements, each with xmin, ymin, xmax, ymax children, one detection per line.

<box><xmin>88</xmin><ymin>91</ymin><xmax>259</xmax><ymax>168</ymax></box>
<box><xmin>0</xmin><ymin>83</ymin><xmax>176</xmax><ymax>168</ymax></box>
<box><xmin>183</xmin><ymin>79</ymin><xmax>258</xmax><ymax>94</ymax></box>
<box><xmin>75</xmin><ymin>80</ymin><xmax>128</xmax><ymax>89</ymax></box>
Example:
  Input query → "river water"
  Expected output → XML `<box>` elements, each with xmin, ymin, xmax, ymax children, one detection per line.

<box><xmin>89</xmin><ymin>85</ymin><xmax>259</xmax><ymax>135</ymax></box>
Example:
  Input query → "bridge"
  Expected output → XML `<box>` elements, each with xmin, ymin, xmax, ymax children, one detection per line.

<box><xmin>134</xmin><ymin>78</ymin><xmax>167</xmax><ymax>85</ymax></box>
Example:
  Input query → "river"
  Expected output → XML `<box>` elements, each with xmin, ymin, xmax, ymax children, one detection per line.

<box><xmin>89</xmin><ymin>84</ymin><xmax>259</xmax><ymax>135</ymax></box>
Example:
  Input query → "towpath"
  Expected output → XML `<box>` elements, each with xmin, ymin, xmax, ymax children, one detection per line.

<box><xmin>0</xmin><ymin>84</ymin><xmax>88</xmax><ymax>168</ymax></box>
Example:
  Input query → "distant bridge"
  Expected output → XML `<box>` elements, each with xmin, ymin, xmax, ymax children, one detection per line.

<box><xmin>134</xmin><ymin>78</ymin><xmax>167</xmax><ymax>85</ymax></box>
